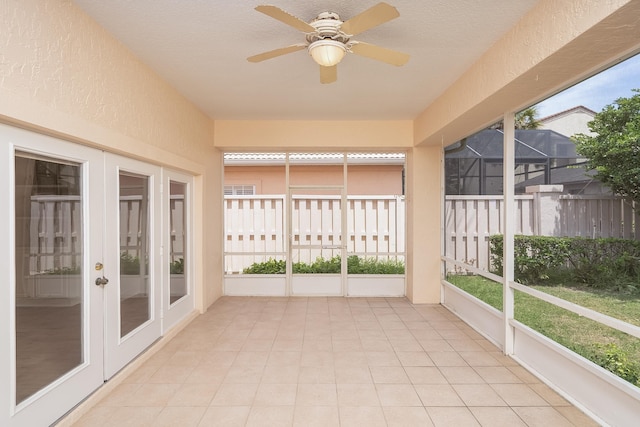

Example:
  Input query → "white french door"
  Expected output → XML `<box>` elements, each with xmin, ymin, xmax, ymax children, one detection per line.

<box><xmin>0</xmin><ymin>125</ymin><xmax>166</xmax><ymax>426</ymax></box>
<box><xmin>103</xmin><ymin>154</ymin><xmax>162</xmax><ymax>379</ymax></box>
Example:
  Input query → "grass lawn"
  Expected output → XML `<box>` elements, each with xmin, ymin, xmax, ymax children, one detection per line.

<box><xmin>446</xmin><ymin>274</ymin><xmax>640</xmax><ymax>387</ymax></box>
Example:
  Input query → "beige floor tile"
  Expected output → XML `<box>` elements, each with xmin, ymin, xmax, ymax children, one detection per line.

<box><xmin>296</xmin><ymin>383</ymin><xmax>338</xmax><ymax>406</ymax></box>
<box><xmin>102</xmin><ymin>406</ymin><xmax>163</xmax><ymax>427</ymax></box>
<box><xmin>337</xmin><ymin>383</ymin><xmax>381</xmax><ymax>406</ymax></box>
<box><xmin>415</xmin><ymin>384</ymin><xmax>465</xmax><ymax>406</ymax></box>
<box><xmin>300</xmin><ymin>350</ymin><xmax>334</xmax><ymax>367</ymax></box>
<box><xmin>383</xmin><ymin>406</ymin><xmax>435</xmax><ymax>427</ymax></box>
<box><xmin>447</xmin><ymin>339</ymin><xmax>486</xmax><ymax>352</ymax></box>
<box><xmin>153</xmin><ymin>406</ymin><xmax>206</xmax><ymax>427</ymax></box>
<box><xmin>360</xmin><ymin>338</ymin><xmax>394</xmax><ymax>352</ymax></box>
<box><xmin>370</xmin><ymin>366</ymin><xmax>410</xmax><ymax>384</ymax></box>
<box><xmin>167</xmin><ymin>383</ymin><xmax>220</xmax><ymax>406</ymax></box>
<box><xmin>253</xmin><ymin>383</ymin><xmax>297</xmax><ymax>406</ymax></box>
<box><xmin>146</xmin><ymin>365</ymin><xmax>194</xmax><ymax>384</ymax></box>
<box><xmin>427</xmin><ymin>351</ymin><xmax>468</xmax><ymax>367</ymax></box>
<box><xmin>73</xmin><ymin>406</ymin><xmax>115</xmax><ymax>426</ymax></box>
<box><xmin>293</xmin><ymin>405</ymin><xmax>340</xmax><ymax>426</ymax></box>
<box><xmin>121</xmin><ymin>365</ymin><xmax>160</xmax><ymax>384</ymax></box>
<box><xmin>242</xmin><ymin>339</ymin><xmax>274</xmax><ymax>351</ymax></box>
<box><xmin>333</xmin><ymin>351</ymin><xmax>368</xmax><ymax>367</ymax></box>
<box><xmin>508</xmin><ymin>366</ymin><xmax>542</xmax><ymax>384</ymax></box>
<box><xmin>298</xmin><ymin>365</ymin><xmax>336</xmax><ymax>383</ymax></box>
<box><xmin>302</xmin><ymin>337</ymin><xmax>333</xmax><ymax>352</ymax></box>
<box><xmin>223</xmin><ymin>365</ymin><xmax>264</xmax><ymax>383</ymax></box>
<box><xmin>332</xmin><ymin>339</ymin><xmax>363</xmax><ymax>352</ymax></box>
<box><xmin>261</xmin><ymin>365</ymin><xmax>300</xmax><ymax>383</ymax></box>
<box><xmin>426</xmin><ymin>407</ymin><xmax>481</xmax><ymax>427</ymax></box>
<box><xmin>232</xmin><ymin>350</ymin><xmax>270</xmax><ymax>366</ymax></box>
<box><xmin>185</xmin><ymin>364</ymin><xmax>229</xmax><ymax>384</ymax></box>
<box><xmin>127</xmin><ymin>383</ymin><xmax>181</xmax><ymax>407</ymax></box>
<box><xmin>439</xmin><ymin>366</ymin><xmax>486</xmax><ymax>384</ymax></box>
<box><xmin>474</xmin><ymin>366</ymin><xmax>523</xmax><ymax>384</ymax></box>
<box><xmin>411</xmin><ymin>329</ymin><xmax>443</xmax><ymax>341</ymax></box>
<box><xmin>389</xmin><ymin>338</ymin><xmax>424</xmax><ymax>352</ymax></box>
<box><xmin>338</xmin><ymin>406</ymin><xmax>387</xmax><ymax>427</ymax></box>
<box><xmin>419</xmin><ymin>339</ymin><xmax>456</xmax><ymax>352</ymax></box>
<box><xmin>375</xmin><ymin>384</ymin><xmax>422</xmax><ymax>406</ymax></box>
<box><xmin>458</xmin><ymin>351</ymin><xmax>502</xmax><ymax>367</ymax></box>
<box><xmin>210</xmin><ymin>383</ymin><xmax>258</xmax><ymax>406</ymax></box>
<box><xmin>512</xmin><ymin>407</ymin><xmax>574</xmax><ymax>427</ymax></box>
<box><xmin>335</xmin><ymin>365</ymin><xmax>373</xmax><ymax>383</ymax></box>
<box><xmin>554</xmin><ymin>405</ymin><xmax>601</xmax><ymax>426</ymax></box>
<box><xmin>199</xmin><ymin>351</ymin><xmax>238</xmax><ymax>367</ymax></box>
<box><xmin>469</xmin><ymin>407</ymin><xmax>527</xmax><ymax>427</ymax></box>
<box><xmin>405</xmin><ymin>366</ymin><xmax>449</xmax><ymax>385</ymax></box>
<box><xmin>528</xmin><ymin>383</ymin><xmax>570</xmax><ymax>406</ymax></box>
<box><xmin>66</xmin><ymin>297</ymin><xmax>602</xmax><ymax>427</ymax></box>
<box><xmin>271</xmin><ymin>339</ymin><xmax>303</xmax><ymax>352</ymax></box>
<box><xmin>198</xmin><ymin>406</ymin><xmax>250</xmax><ymax>427</ymax></box>
<box><xmin>492</xmin><ymin>384</ymin><xmax>550</xmax><ymax>406</ymax></box>
<box><xmin>97</xmin><ymin>383</ymin><xmax>142</xmax><ymax>407</ymax></box>
<box><xmin>266</xmin><ymin>351</ymin><xmax>301</xmax><ymax>367</ymax></box>
<box><xmin>396</xmin><ymin>351</ymin><xmax>435</xmax><ymax>366</ymax></box>
<box><xmin>166</xmin><ymin>350</ymin><xmax>205</xmax><ymax>367</ymax></box>
<box><xmin>365</xmin><ymin>351</ymin><xmax>401</xmax><ymax>366</ymax></box>
<box><xmin>453</xmin><ymin>384</ymin><xmax>508</xmax><ymax>406</ymax></box>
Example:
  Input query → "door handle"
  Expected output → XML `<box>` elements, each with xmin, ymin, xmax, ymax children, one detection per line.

<box><xmin>95</xmin><ymin>276</ymin><xmax>109</xmax><ymax>287</ymax></box>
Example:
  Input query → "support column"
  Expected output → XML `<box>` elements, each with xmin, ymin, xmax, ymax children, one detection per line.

<box><xmin>406</xmin><ymin>145</ymin><xmax>441</xmax><ymax>304</ymax></box>
<box><xmin>503</xmin><ymin>112</ymin><xmax>515</xmax><ymax>354</ymax></box>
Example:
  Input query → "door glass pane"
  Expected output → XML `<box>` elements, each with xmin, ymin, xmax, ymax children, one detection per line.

<box><xmin>169</xmin><ymin>181</ymin><xmax>186</xmax><ymax>304</ymax></box>
<box><xmin>119</xmin><ymin>173</ymin><xmax>150</xmax><ymax>337</ymax></box>
<box><xmin>15</xmin><ymin>153</ymin><xmax>83</xmax><ymax>404</ymax></box>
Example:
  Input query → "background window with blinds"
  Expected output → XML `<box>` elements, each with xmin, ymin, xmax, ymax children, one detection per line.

<box><xmin>224</xmin><ymin>185</ymin><xmax>255</xmax><ymax>195</ymax></box>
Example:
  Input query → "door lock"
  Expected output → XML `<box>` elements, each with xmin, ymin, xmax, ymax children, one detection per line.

<box><xmin>95</xmin><ymin>276</ymin><xmax>109</xmax><ymax>287</ymax></box>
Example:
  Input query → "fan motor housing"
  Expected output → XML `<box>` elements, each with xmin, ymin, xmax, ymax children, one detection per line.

<box><xmin>307</xmin><ymin>12</ymin><xmax>350</xmax><ymax>44</ymax></box>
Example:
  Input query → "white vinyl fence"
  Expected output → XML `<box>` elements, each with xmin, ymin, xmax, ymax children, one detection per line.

<box><xmin>224</xmin><ymin>195</ymin><xmax>406</xmax><ymax>274</ymax></box>
<box><xmin>25</xmin><ymin>195</ymin><xmax>186</xmax><ymax>274</ymax></box>
<box><xmin>446</xmin><ymin>189</ymin><xmax>640</xmax><ymax>272</ymax></box>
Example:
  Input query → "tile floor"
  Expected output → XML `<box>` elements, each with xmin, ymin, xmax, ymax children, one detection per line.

<box><xmin>71</xmin><ymin>297</ymin><xmax>599</xmax><ymax>426</ymax></box>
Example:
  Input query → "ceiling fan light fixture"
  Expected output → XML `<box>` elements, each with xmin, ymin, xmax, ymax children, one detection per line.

<box><xmin>308</xmin><ymin>39</ymin><xmax>347</xmax><ymax>67</ymax></box>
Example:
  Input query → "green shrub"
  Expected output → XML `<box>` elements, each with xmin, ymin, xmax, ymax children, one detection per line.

<box><xmin>242</xmin><ymin>256</ymin><xmax>405</xmax><ymax>275</ymax></box>
<box><xmin>243</xmin><ymin>258</ymin><xmax>286</xmax><ymax>274</ymax></box>
<box><xmin>489</xmin><ymin>235</ymin><xmax>640</xmax><ymax>291</ymax></box>
<box><xmin>44</xmin><ymin>266</ymin><xmax>81</xmax><ymax>275</ymax></box>
<box><xmin>120</xmin><ymin>252</ymin><xmax>141</xmax><ymax>275</ymax></box>
<box><xmin>170</xmin><ymin>258</ymin><xmax>184</xmax><ymax>274</ymax></box>
<box><xmin>589</xmin><ymin>343</ymin><xmax>640</xmax><ymax>387</ymax></box>
<box><xmin>489</xmin><ymin>235</ymin><xmax>571</xmax><ymax>284</ymax></box>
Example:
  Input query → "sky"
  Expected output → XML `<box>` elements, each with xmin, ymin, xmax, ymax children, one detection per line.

<box><xmin>534</xmin><ymin>53</ymin><xmax>640</xmax><ymax>118</ymax></box>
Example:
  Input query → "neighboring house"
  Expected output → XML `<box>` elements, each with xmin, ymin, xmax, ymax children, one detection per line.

<box><xmin>224</xmin><ymin>153</ymin><xmax>405</xmax><ymax>196</ymax></box>
<box><xmin>538</xmin><ymin>105</ymin><xmax>597</xmax><ymax>137</ymax></box>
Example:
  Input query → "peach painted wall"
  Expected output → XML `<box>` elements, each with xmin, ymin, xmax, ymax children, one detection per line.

<box><xmin>225</xmin><ymin>164</ymin><xmax>404</xmax><ymax>195</ymax></box>
<box><xmin>0</xmin><ymin>0</ymin><xmax>222</xmax><ymax>310</ymax></box>
<box><xmin>214</xmin><ymin>120</ymin><xmax>413</xmax><ymax>150</ymax></box>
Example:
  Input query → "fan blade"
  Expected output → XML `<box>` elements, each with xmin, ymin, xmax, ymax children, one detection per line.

<box><xmin>247</xmin><ymin>44</ymin><xmax>307</xmax><ymax>62</ymax></box>
<box><xmin>340</xmin><ymin>2</ymin><xmax>399</xmax><ymax>36</ymax></box>
<box><xmin>320</xmin><ymin>65</ymin><xmax>337</xmax><ymax>84</ymax></box>
<box><xmin>255</xmin><ymin>5</ymin><xmax>316</xmax><ymax>33</ymax></box>
<box><xmin>350</xmin><ymin>42</ymin><xmax>409</xmax><ymax>66</ymax></box>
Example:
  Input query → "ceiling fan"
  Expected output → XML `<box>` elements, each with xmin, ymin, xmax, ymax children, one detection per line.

<box><xmin>247</xmin><ymin>2</ymin><xmax>410</xmax><ymax>84</ymax></box>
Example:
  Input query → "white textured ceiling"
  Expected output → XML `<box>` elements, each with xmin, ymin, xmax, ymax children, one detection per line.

<box><xmin>73</xmin><ymin>0</ymin><xmax>538</xmax><ymax>120</ymax></box>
